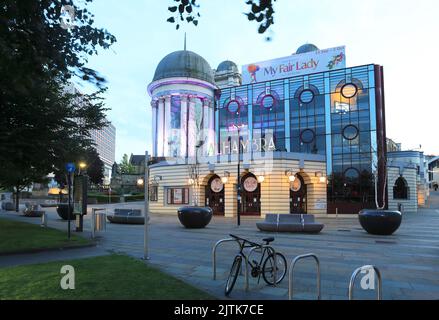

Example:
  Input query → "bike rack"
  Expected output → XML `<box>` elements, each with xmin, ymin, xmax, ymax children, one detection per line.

<box><xmin>212</xmin><ymin>238</ymin><xmax>250</xmax><ymax>291</ymax></box>
<box><xmin>288</xmin><ymin>253</ymin><xmax>321</xmax><ymax>300</ymax></box>
<box><xmin>348</xmin><ymin>265</ymin><xmax>382</xmax><ymax>300</ymax></box>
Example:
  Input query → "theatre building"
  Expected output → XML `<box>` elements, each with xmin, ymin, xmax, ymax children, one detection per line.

<box><xmin>147</xmin><ymin>44</ymin><xmax>387</xmax><ymax>216</ymax></box>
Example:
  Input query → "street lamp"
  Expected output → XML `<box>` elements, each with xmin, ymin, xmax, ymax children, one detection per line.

<box><xmin>137</xmin><ymin>178</ymin><xmax>144</xmax><ymax>186</ymax></box>
<box><xmin>78</xmin><ymin>162</ymin><xmax>87</xmax><ymax>175</ymax></box>
<box><xmin>231</xmin><ymin>123</ymin><xmax>246</xmax><ymax>227</ymax></box>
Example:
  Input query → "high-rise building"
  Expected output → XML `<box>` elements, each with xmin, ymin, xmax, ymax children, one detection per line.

<box><xmin>64</xmin><ymin>83</ymin><xmax>116</xmax><ymax>184</ymax></box>
<box><xmin>90</xmin><ymin>123</ymin><xmax>116</xmax><ymax>184</ymax></box>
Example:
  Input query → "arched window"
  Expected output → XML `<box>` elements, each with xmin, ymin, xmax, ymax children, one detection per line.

<box><xmin>331</xmin><ymin>79</ymin><xmax>365</xmax><ymax>114</ymax></box>
<box><xmin>393</xmin><ymin>177</ymin><xmax>409</xmax><ymax>200</ymax></box>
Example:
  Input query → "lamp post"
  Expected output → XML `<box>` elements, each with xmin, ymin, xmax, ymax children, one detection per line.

<box><xmin>232</xmin><ymin>124</ymin><xmax>245</xmax><ymax>227</ymax></box>
<box><xmin>143</xmin><ymin>151</ymin><xmax>150</xmax><ymax>260</ymax></box>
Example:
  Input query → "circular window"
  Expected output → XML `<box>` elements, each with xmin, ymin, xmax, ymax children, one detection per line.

<box><xmin>341</xmin><ymin>83</ymin><xmax>358</xmax><ymax>99</ymax></box>
<box><xmin>261</xmin><ymin>94</ymin><xmax>276</xmax><ymax>109</ymax></box>
<box><xmin>299</xmin><ymin>90</ymin><xmax>315</xmax><ymax>104</ymax></box>
<box><xmin>344</xmin><ymin>168</ymin><xmax>360</xmax><ymax>180</ymax></box>
<box><xmin>342</xmin><ymin>125</ymin><xmax>359</xmax><ymax>140</ymax></box>
<box><xmin>210</xmin><ymin>177</ymin><xmax>224</xmax><ymax>193</ymax></box>
<box><xmin>243</xmin><ymin>176</ymin><xmax>259</xmax><ymax>192</ymax></box>
<box><xmin>300</xmin><ymin>129</ymin><xmax>316</xmax><ymax>144</ymax></box>
<box><xmin>290</xmin><ymin>177</ymin><xmax>302</xmax><ymax>192</ymax></box>
<box><xmin>227</xmin><ymin>100</ymin><xmax>240</xmax><ymax>114</ymax></box>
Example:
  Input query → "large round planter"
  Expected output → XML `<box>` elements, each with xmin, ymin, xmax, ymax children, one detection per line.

<box><xmin>359</xmin><ymin>209</ymin><xmax>402</xmax><ymax>235</ymax></box>
<box><xmin>56</xmin><ymin>203</ymin><xmax>75</xmax><ymax>220</ymax></box>
<box><xmin>177</xmin><ymin>206</ymin><xmax>213</xmax><ymax>229</ymax></box>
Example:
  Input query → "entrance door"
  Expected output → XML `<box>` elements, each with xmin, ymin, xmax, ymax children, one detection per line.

<box><xmin>205</xmin><ymin>175</ymin><xmax>225</xmax><ymax>216</ymax></box>
<box><xmin>241</xmin><ymin>174</ymin><xmax>261</xmax><ymax>216</ymax></box>
<box><xmin>290</xmin><ymin>174</ymin><xmax>307</xmax><ymax>214</ymax></box>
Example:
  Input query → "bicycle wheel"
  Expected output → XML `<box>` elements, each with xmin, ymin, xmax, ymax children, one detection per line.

<box><xmin>262</xmin><ymin>252</ymin><xmax>287</xmax><ymax>285</ymax></box>
<box><xmin>225</xmin><ymin>255</ymin><xmax>242</xmax><ymax>296</ymax></box>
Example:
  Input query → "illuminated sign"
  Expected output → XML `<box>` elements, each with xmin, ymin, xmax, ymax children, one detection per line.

<box><xmin>242</xmin><ymin>46</ymin><xmax>346</xmax><ymax>84</ymax></box>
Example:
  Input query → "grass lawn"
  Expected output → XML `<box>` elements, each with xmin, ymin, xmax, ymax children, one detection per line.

<box><xmin>0</xmin><ymin>254</ymin><xmax>214</xmax><ymax>300</ymax></box>
<box><xmin>0</xmin><ymin>218</ymin><xmax>91</xmax><ymax>254</ymax></box>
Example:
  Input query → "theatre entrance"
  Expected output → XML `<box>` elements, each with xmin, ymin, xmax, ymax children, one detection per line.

<box><xmin>205</xmin><ymin>175</ymin><xmax>225</xmax><ymax>216</ymax></box>
<box><xmin>290</xmin><ymin>174</ymin><xmax>307</xmax><ymax>214</ymax></box>
<box><xmin>241</xmin><ymin>173</ymin><xmax>261</xmax><ymax>216</ymax></box>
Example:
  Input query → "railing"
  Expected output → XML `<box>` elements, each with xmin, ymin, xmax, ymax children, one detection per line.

<box><xmin>348</xmin><ymin>265</ymin><xmax>382</xmax><ymax>300</ymax></box>
<box><xmin>288</xmin><ymin>253</ymin><xmax>321</xmax><ymax>300</ymax></box>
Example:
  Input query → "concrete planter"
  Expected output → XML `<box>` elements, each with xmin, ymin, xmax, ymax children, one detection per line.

<box><xmin>56</xmin><ymin>203</ymin><xmax>75</xmax><ymax>220</ymax></box>
<box><xmin>359</xmin><ymin>209</ymin><xmax>402</xmax><ymax>235</ymax></box>
<box><xmin>177</xmin><ymin>206</ymin><xmax>213</xmax><ymax>229</ymax></box>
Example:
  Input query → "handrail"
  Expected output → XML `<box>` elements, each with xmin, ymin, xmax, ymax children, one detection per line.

<box><xmin>348</xmin><ymin>265</ymin><xmax>382</xmax><ymax>300</ymax></box>
<box><xmin>288</xmin><ymin>253</ymin><xmax>321</xmax><ymax>300</ymax></box>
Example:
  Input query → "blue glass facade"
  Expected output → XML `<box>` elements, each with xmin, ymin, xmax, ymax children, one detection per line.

<box><xmin>215</xmin><ymin>64</ymin><xmax>387</xmax><ymax>213</ymax></box>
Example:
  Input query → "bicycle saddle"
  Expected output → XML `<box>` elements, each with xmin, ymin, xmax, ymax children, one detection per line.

<box><xmin>263</xmin><ymin>237</ymin><xmax>275</xmax><ymax>244</ymax></box>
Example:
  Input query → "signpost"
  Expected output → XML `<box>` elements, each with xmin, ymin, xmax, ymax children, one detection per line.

<box><xmin>143</xmin><ymin>151</ymin><xmax>150</xmax><ymax>260</ymax></box>
<box><xmin>65</xmin><ymin>162</ymin><xmax>76</xmax><ymax>240</ymax></box>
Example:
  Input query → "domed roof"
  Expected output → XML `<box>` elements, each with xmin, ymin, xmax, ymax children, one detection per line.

<box><xmin>216</xmin><ymin>60</ymin><xmax>238</xmax><ymax>73</ymax></box>
<box><xmin>152</xmin><ymin>50</ymin><xmax>214</xmax><ymax>84</ymax></box>
<box><xmin>296</xmin><ymin>44</ymin><xmax>319</xmax><ymax>54</ymax></box>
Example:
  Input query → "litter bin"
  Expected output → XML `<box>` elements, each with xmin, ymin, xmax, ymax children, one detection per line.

<box><xmin>91</xmin><ymin>208</ymin><xmax>106</xmax><ymax>238</ymax></box>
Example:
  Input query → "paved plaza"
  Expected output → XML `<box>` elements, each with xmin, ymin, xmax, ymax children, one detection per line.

<box><xmin>1</xmin><ymin>193</ymin><xmax>439</xmax><ymax>300</ymax></box>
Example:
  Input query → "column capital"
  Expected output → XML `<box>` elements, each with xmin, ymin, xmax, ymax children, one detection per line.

<box><xmin>150</xmin><ymin>100</ymin><xmax>158</xmax><ymax>108</ymax></box>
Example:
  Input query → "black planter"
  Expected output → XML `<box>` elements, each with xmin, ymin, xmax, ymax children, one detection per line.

<box><xmin>359</xmin><ymin>209</ymin><xmax>402</xmax><ymax>235</ymax></box>
<box><xmin>177</xmin><ymin>206</ymin><xmax>213</xmax><ymax>229</ymax></box>
<box><xmin>56</xmin><ymin>203</ymin><xmax>75</xmax><ymax>220</ymax></box>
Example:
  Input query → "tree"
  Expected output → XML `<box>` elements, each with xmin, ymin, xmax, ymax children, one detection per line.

<box><xmin>167</xmin><ymin>0</ymin><xmax>276</xmax><ymax>38</ymax></box>
<box><xmin>119</xmin><ymin>154</ymin><xmax>135</xmax><ymax>174</ymax></box>
<box><xmin>83</xmin><ymin>147</ymin><xmax>105</xmax><ymax>186</ymax></box>
<box><xmin>0</xmin><ymin>0</ymin><xmax>116</xmax><ymax>211</ymax></box>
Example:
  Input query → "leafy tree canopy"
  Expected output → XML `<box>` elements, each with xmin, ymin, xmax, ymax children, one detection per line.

<box><xmin>0</xmin><ymin>0</ymin><xmax>116</xmax><ymax>210</ymax></box>
<box><xmin>119</xmin><ymin>154</ymin><xmax>135</xmax><ymax>175</ymax></box>
<box><xmin>167</xmin><ymin>0</ymin><xmax>276</xmax><ymax>38</ymax></box>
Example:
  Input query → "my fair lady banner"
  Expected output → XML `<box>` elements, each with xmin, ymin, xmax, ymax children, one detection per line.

<box><xmin>242</xmin><ymin>46</ymin><xmax>346</xmax><ymax>84</ymax></box>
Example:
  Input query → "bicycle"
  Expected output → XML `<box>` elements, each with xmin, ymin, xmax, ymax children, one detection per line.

<box><xmin>225</xmin><ymin>234</ymin><xmax>287</xmax><ymax>296</ymax></box>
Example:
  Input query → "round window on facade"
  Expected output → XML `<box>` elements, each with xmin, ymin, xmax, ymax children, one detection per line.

<box><xmin>290</xmin><ymin>177</ymin><xmax>302</xmax><ymax>192</ymax></box>
<box><xmin>299</xmin><ymin>89</ymin><xmax>315</xmax><ymax>104</ymax></box>
<box><xmin>300</xmin><ymin>129</ymin><xmax>316</xmax><ymax>144</ymax></box>
<box><xmin>342</xmin><ymin>125</ymin><xmax>359</xmax><ymax>140</ymax></box>
<box><xmin>261</xmin><ymin>94</ymin><xmax>276</xmax><ymax>109</ymax></box>
<box><xmin>227</xmin><ymin>100</ymin><xmax>240</xmax><ymax>114</ymax></box>
<box><xmin>344</xmin><ymin>167</ymin><xmax>360</xmax><ymax>180</ymax></box>
<box><xmin>341</xmin><ymin>83</ymin><xmax>358</xmax><ymax>99</ymax></box>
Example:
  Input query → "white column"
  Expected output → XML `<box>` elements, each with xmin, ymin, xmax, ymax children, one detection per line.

<box><xmin>151</xmin><ymin>101</ymin><xmax>158</xmax><ymax>157</ymax></box>
<box><xmin>188</xmin><ymin>96</ymin><xmax>196</xmax><ymax>158</ymax></box>
<box><xmin>156</xmin><ymin>97</ymin><xmax>165</xmax><ymax>157</ymax></box>
<box><xmin>202</xmin><ymin>98</ymin><xmax>209</xmax><ymax>156</ymax></box>
<box><xmin>203</xmin><ymin>99</ymin><xmax>215</xmax><ymax>157</ymax></box>
<box><xmin>164</xmin><ymin>96</ymin><xmax>172</xmax><ymax>157</ymax></box>
<box><xmin>180</xmin><ymin>95</ymin><xmax>188</xmax><ymax>158</ymax></box>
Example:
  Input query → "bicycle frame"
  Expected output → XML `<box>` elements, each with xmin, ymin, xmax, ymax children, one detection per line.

<box><xmin>233</xmin><ymin>238</ymin><xmax>272</xmax><ymax>283</ymax></box>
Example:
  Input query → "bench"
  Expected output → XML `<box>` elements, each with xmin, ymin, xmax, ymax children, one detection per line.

<box><xmin>107</xmin><ymin>209</ymin><xmax>144</xmax><ymax>225</ymax></box>
<box><xmin>256</xmin><ymin>214</ymin><xmax>324</xmax><ymax>233</ymax></box>
<box><xmin>23</xmin><ymin>204</ymin><xmax>45</xmax><ymax>218</ymax></box>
